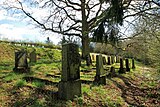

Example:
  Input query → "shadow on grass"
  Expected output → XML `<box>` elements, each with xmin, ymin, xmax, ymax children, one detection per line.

<box><xmin>109</xmin><ymin>74</ymin><xmax>160</xmax><ymax>106</ymax></box>
<box><xmin>23</xmin><ymin>76</ymin><xmax>58</xmax><ymax>86</ymax></box>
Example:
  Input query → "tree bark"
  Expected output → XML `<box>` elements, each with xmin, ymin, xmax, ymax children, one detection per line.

<box><xmin>81</xmin><ymin>0</ymin><xmax>91</xmax><ymax>66</ymax></box>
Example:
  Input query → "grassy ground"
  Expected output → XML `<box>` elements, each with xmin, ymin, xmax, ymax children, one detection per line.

<box><xmin>0</xmin><ymin>43</ymin><xmax>159</xmax><ymax>107</ymax></box>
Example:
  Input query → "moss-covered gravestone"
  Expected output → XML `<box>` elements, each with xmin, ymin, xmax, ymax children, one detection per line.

<box><xmin>107</xmin><ymin>56</ymin><xmax>111</xmax><ymax>65</ymax></box>
<box><xmin>94</xmin><ymin>55</ymin><xmax>106</xmax><ymax>85</ymax></box>
<box><xmin>13</xmin><ymin>50</ymin><xmax>30</xmax><ymax>72</ymax></box>
<box><xmin>125</xmin><ymin>58</ymin><xmax>130</xmax><ymax>72</ymax></box>
<box><xmin>132</xmin><ymin>58</ymin><xmax>136</xmax><ymax>69</ymax></box>
<box><xmin>58</xmin><ymin>43</ymin><xmax>81</xmax><ymax>100</ymax></box>
<box><xmin>118</xmin><ymin>58</ymin><xmax>125</xmax><ymax>73</ymax></box>
<box><xmin>29</xmin><ymin>49</ymin><xmax>36</xmax><ymax>63</ymax></box>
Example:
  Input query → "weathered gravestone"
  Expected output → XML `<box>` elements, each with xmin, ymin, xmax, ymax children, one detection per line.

<box><xmin>108</xmin><ymin>66</ymin><xmax>116</xmax><ymax>77</ymax></box>
<box><xmin>94</xmin><ymin>55</ymin><xmax>106</xmax><ymax>85</ymax></box>
<box><xmin>111</xmin><ymin>55</ymin><xmax>115</xmax><ymax>64</ymax></box>
<box><xmin>107</xmin><ymin>56</ymin><xmax>111</xmax><ymax>65</ymax></box>
<box><xmin>58</xmin><ymin>43</ymin><xmax>81</xmax><ymax>100</ymax></box>
<box><xmin>103</xmin><ymin>56</ymin><xmax>107</xmax><ymax>65</ymax></box>
<box><xmin>116</xmin><ymin>56</ymin><xmax>120</xmax><ymax>63</ymax></box>
<box><xmin>13</xmin><ymin>50</ymin><xmax>30</xmax><ymax>72</ymax></box>
<box><xmin>118</xmin><ymin>58</ymin><xmax>125</xmax><ymax>73</ymax></box>
<box><xmin>86</xmin><ymin>54</ymin><xmax>92</xmax><ymax>66</ymax></box>
<box><xmin>132</xmin><ymin>58</ymin><xmax>136</xmax><ymax>69</ymax></box>
<box><xmin>92</xmin><ymin>54</ymin><xmax>95</xmax><ymax>61</ymax></box>
<box><xmin>125</xmin><ymin>58</ymin><xmax>130</xmax><ymax>72</ymax></box>
<box><xmin>29</xmin><ymin>49</ymin><xmax>36</xmax><ymax>63</ymax></box>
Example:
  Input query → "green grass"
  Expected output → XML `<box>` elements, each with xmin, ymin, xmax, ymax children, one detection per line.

<box><xmin>16</xmin><ymin>79</ymin><xmax>27</xmax><ymax>88</ymax></box>
<box><xmin>31</xmin><ymin>80</ymin><xmax>45</xmax><ymax>88</ymax></box>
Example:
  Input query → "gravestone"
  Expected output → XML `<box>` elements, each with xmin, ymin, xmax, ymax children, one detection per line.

<box><xmin>103</xmin><ymin>56</ymin><xmax>107</xmax><ymax>65</ymax></box>
<box><xmin>107</xmin><ymin>56</ymin><xmax>111</xmax><ymax>65</ymax></box>
<box><xmin>29</xmin><ymin>49</ymin><xmax>36</xmax><ymax>63</ymax></box>
<box><xmin>94</xmin><ymin>55</ymin><xmax>106</xmax><ymax>85</ymax></box>
<box><xmin>92</xmin><ymin>54</ymin><xmax>95</xmax><ymax>61</ymax></box>
<box><xmin>58</xmin><ymin>43</ymin><xmax>81</xmax><ymax>100</ymax></box>
<box><xmin>13</xmin><ymin>50</ymin><xmax>30</xmax><ymax>72</ymax></box>
<box><xmin>116</xmin><ymin>56</ymin><xmax>120</xmax><ymax>63</ymax></box>
<box><xmin>132</xmin><ymin>58</ymin><xmax>136</xmax><ymax>69</ymax></box>
<box><xmin>108</xmin><ymin>66</ymin><xmax>116</xmax><ymax>77</ymax></box>
<box><xmin>125</xmin><ymin>58</ymin><xmax>130</xmax><ymax>72</ymax></box>
<box><xmin>118</xmin><ymin>58</ymin><xmax>125</xmax><ymax>73</ymax></box>
<box><xmin>86</xmin><ymin>54</ymin><xmax>92</xmax><ymax>66</ymax></box>
<box><xmin>111</xmin><ymin>55</ymin><xmax>115</xmax><ymax>64</ymax></box>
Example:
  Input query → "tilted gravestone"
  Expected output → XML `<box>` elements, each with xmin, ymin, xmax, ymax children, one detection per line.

<box><xmin>107</xmin><ymin>56</ymin><xmax>111</xmax><ymax>65</ymax></box>
<box><xmin>102</xmin><ymin>56</ymin><xmax>107</xmax><ymax>65</ymax></box>
<box><xmin>125</xmin><ymin>58</ymin><xmax>130</xmax><ymax>72</ymax></box>
<box><xmin>94</xmin><ymin>55</ymin><xmax>106</xmax><ymax>85</ymax></box>
<box><xmin>13</xmin><ymin>50</ymin><xmax>30</xmax><ymax>72</ymax></box>
<box><xmin>118</xmin><ymin>58</ymin><xmax>125</xmax><ymax>73</ymax></box>
<box><xmin>29</xmin><ymin>49</ymin><xmax>36</xmax><ymax>63</ymax></box>
<box><xmin>58</xmin><ymin>43</ymin><xmax>81</xmax><ymax>100</ymax></box>
<box><xmin>132</xmin><ymin>58</ymin><xmax>136</xmax><ymax>69</ymax></box>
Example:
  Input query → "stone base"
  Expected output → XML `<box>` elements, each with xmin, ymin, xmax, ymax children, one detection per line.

<box><xmin>94</xmin><ymin>75</ymin><xmax>106</xmax><ymax>85</ymax></box>
<box><xmin>13</xmin><ymin>67</ymin><xmax>30</xmax><ymax>73</ymax></box>
<box><xmin>118</xmin><ymin>68</ymin><xmax>126</xmax><ymax>74</ymax></box>
<box><xmin>126</xmin><ymin>68</ymin><xmax>130</xmax><ymax>72</ymax></box>
<box><xmin>58</xmin><ymin>79</ymin><xmax>81</xmax><ymax>100</ymax></box>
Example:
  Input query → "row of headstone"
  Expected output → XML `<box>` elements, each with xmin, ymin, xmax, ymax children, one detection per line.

<box><xmin>13</xmin><ymin>43</ymin><xmax>136</xmax><ymax>101</ymax></box>
<box><xmin>118</xmin><ymin>58</ymin><xmax>135</xmax><ymax>74</ymax></box>
<box><xmin>91</xmin><ymin>54</ymin><xmax>121</xmax><ymax>65</ymax></box>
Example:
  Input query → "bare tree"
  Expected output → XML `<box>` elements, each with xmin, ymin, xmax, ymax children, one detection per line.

<box><xmin>1</xmin><ymin>0</ymin><xmax>160</xmax><ymax>65</ymax></box>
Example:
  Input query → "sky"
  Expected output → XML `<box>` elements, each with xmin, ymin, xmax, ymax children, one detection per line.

<box><xmin>0</xmin><ymin>9</ymin><xmax>61</xmax><ymax>45</ymax></box>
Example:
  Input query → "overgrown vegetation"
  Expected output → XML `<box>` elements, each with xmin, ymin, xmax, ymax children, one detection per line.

<box><xmin>0</xmin><ymin>43</ymin><xmax>159</xmax><ymax>107</ymax></box>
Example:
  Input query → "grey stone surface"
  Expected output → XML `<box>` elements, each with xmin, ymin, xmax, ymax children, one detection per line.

<box><xmin>118</xmin><ymin>58</ymin><xmax>125</xmax><ymax>73</ymax></box>
<box><xmin>13</xmin><ymin>50</ymin><xmax>29</xmax><ymax>72</ymax></box>
<box><xmin>61</xmin><ymin>43</ymin><xmax>80</xmax><ymax>81</ymax></box>
<box><xmin>107</xmin><ymin>56</ymin><xmax>111</xmax><ymax>65</ymax></box>
<box><xmin>94</xmin><ymin>55</ymin><xmax>106</xmax><ymax>85</ymax></box>
<box><xmin>59</xmin><ymin>43</ymin><xmax>81</xmax><ymax>100</ymax></box>
<box><xmin>125</xmin><ymin>58</ymin><xmax>130</xmax><ymax>72</ymax></box>
<box><xmin>103</xmin><ymin>56</ymin><xmax>107</xmax><ymax>65</ymax></box>
<box><xmin>58</xmin><ymin>80</ymin><xmax>81</xmax><ymax>100</ymax></box>
<box><xmin>132</xmin><ymin>58</ymin><xmax>136</xmax><ymax>69</ymax></box>
<box><xmin>111</xmin><ymin>55</ymin><xmax>115</xmax><ymax>64</ymax></box>
<box><xmin>96</xmin><ymin>55</ymin><xmax>105</xmax><ymax>76</ymax></box>
<box><xmin>29</xmin><ymin>49</ymin><xmax>36</xmax><ymax>63</ymax></box>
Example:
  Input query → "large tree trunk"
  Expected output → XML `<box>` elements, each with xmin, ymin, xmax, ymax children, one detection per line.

<box><xmin>82</xmin><ymin>35</ymin><xmax>92</xmax><ymax>66</ymax></box>
<box><xmin>81</xmin><ymin>0</ymin><xmax>91</xmax><ymax>66</ymax></box>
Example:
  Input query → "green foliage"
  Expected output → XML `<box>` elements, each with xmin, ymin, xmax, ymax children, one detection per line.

<box><xmin>31</xmin><ymin>80</ymin><xmax>45</xmax><ymax>88</ymax></box>
<box><xmin>16</xmin><ymin>79</ymin><xmax>27</xmax><ymax>88</ymax></box>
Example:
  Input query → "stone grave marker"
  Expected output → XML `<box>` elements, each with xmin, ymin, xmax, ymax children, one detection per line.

<box><xmin>125</xmin><ymin>58</ymin><xmax>130</xmax><ymax>72</ymax></box>
<box><xmin>107</xmin><ymin>56</ymin><xmax>111</xmax><ymax>65</ymax></box>
<box><xmin>13</xmin><ymin>50</ymin><xmax>30</xmax><ymax>72</ymax></box>
<box><xmin>116</xmin><ymin>56</ymin><xmax>120</xmax><ymax>63</ymax></box>
<box><xmin>111</xmin><ymin>55</ymin><xmax>115</xmax><ymax>64</ymax></box>
<box><xmin>58</xmin><ymin>43</ymin><xmax>81</xmax><ymax>100</ymax></box>
<box><xmin>103</xmin><ymin>56</ymin><xmax>107</xmax><ymax>65</ymax></box>
<box><xmin>118</xmin><ymin>58</ymin><xmax>125</xmax><ymax>73</ymax></box>
<box><xmin>94</xmin><ymin>55</ymin><xmax>106</xmax><ymax>85</ymax></box>
<box><xmin>29</xmin><ymin>49</ymin><xmax>36</xmax><ymax>63</ymax></box>
<box><xmin>132</xmin><ymin>58</ymin><xmax>136</xmax><ymax>69</ymax></box>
